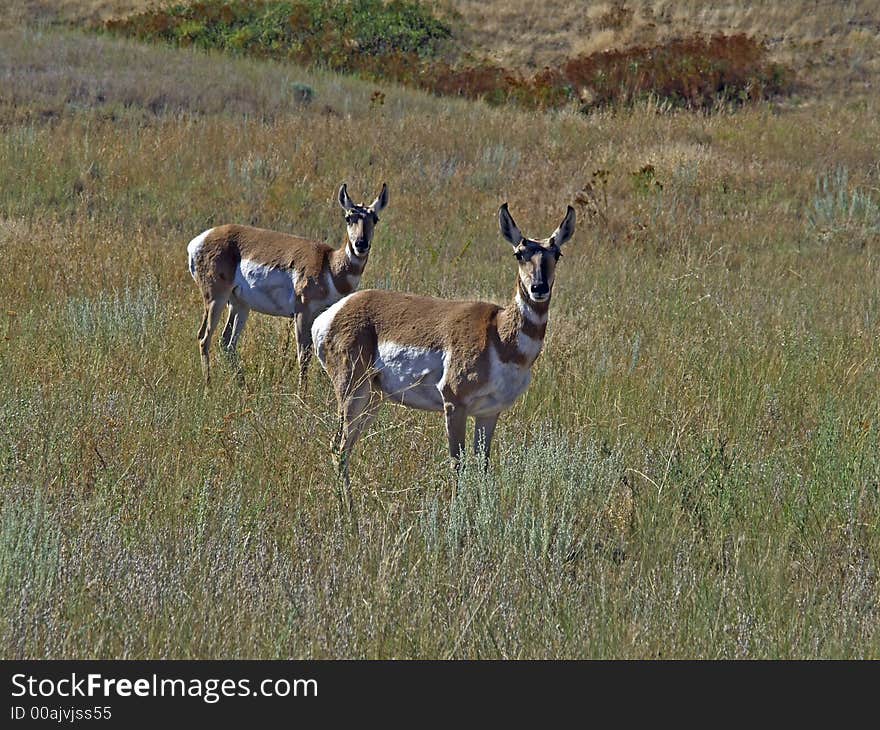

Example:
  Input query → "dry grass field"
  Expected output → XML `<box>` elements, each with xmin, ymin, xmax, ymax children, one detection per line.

<box><xmin>1</xmin><ymin>2</ymin><xmax>879</xmax><ymax>657</ymax></box>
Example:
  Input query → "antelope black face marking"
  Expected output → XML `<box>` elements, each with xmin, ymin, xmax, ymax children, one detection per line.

<box><xmin>501</xmin><ymin>203</ymin><xmax>574</xmax><ymax>304</ymax></box>
<box><xmin>339</xmin><ymin>182</ymin><xmax>388</xmax><ymax>256</ymax></box>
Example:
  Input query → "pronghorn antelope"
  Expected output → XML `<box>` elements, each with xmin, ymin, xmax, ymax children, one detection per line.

<box><xmin>187</xmin><ymin>182</ymin><xmax>388</xmax><ymax>386</ymax></box>
<box><xmin>311</xmin><ymin>203</ymin><xmax>576</xmax><ymax>500</ymax></box>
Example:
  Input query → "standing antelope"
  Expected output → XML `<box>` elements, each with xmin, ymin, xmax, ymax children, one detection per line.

<box><xmin>186</xmin><ymin>182</ymin><xmax>388</xmax><ymax>386</ymax></box>
<box><xmin>311</xmin><ymin>203</ymin><xmax>576</xmax><ymax>504</ymax></box>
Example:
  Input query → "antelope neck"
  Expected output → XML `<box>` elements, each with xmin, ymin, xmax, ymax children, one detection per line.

<box><xmin>499</xmin><ymin>279</ymin><xmax>550</xmax><ymax>345</ymax></box>
<box><xmin>332</xmin><ymin>241</ymin><xmax>366</xmax><ymax>273</ymax></box>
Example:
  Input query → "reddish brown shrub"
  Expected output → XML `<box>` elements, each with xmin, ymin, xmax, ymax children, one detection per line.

<box><xmin>562</xmin><ymin>33</ymin><xmax>792</xmax><ymax>110</ymax></box>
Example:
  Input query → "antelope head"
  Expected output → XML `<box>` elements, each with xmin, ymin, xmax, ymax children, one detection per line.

<box><xmin>338</xmin><ymin>182</ymin><xmax>389</xmax><ymax>257</ymax></box>
<box><xmin>499</xmin><ymin>203</ymin><xmax>576</xmax><ymax>302</ymax></box>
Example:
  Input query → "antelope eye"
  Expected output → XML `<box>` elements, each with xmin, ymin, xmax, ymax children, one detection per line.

<box><xmin>345</xmin><ymin>214</ymin><xmax>355</xmax><ymax>224</ymax></box>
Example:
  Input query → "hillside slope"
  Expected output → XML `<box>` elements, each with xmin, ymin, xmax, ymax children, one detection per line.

<box><xmin>6</xmin><ymin>0</ymin><xmax>879</xmax><ymax>96</ymax></box>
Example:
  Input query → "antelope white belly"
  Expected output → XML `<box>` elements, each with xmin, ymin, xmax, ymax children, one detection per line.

<box><xmin>468</xmin><ymin>349</ymin><xmax>532</xmax><ymax>417</ymax></box>
<box><xmin>233</xmin><ymin>259</ymin><xmax>299</xmax><ymax>316</ymax></box>
<box><xmin>375</xmin><ymin>342</ymin><xmax>445</xmax><ymax>411</ymax></box>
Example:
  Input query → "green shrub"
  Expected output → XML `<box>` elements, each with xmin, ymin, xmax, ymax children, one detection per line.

<box><xmin>106</xmin><ymin>0</ymin><xmax>453</xmax><ymax>61</ymax></box>
<box><xmin>290</xmin><ymin>81</ymin><xmax>315</xmax><ymax>103</ymax></box>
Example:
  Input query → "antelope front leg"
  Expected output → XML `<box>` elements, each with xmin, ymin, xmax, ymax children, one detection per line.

<box><xmin>473</xmin><ymin>414</ymin><xmax>499</xmax><ymax>469</ymax></box>
<box><xmin>223</xmin><ymin>303</ymin><xmax>250</xmax><ymax>387</ymax></box>
<box><xmin>220</xmin><ymin>303</ymin><xmax>235</xmax><ymax>351</ymax></box>
<box><xmin>198</xmin><ymin>294</ymin><xmax>229</xmax><ymax>387</ymax></box>
<box><xmin>443</xmin><ymin>402</ymin><xmax>467</xmax><ymax>468</ymax></box>
<box><xmin>333</xmin><ymin>378</ymin><xmax>379</xmax><ymax>528</ymax></box>
<box><xmin>294</xmin><ymin>311</ymin><xmax>313</xmax><ymax>392</ymax></box>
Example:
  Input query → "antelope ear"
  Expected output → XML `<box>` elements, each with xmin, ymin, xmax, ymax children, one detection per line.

<box><xmin>550</xmin><ymin>205</ymin><xmax>576</xmax><ymax>247</ymax></box>
<box><xmin>369</xmin><ymin>182</ymin><xmax>388</xmax><ymax>213</ymax></box>
<box><xmin>499</xmin><ymin>203</ymin><xmax>523</xmax><ymax>247</ymax></box>
<box><xmin>338</xmin><ymin>183</ymin><xmax>354</xmax><ymax>211</ymax></box>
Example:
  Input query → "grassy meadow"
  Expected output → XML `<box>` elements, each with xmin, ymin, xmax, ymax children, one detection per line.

<box><xmin>1</xmin><ymin>6</ymin><xmax>879</xmax><ymax>657</ymax></box>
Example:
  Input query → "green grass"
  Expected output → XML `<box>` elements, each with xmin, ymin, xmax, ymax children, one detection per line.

<box><xmin>105</xmin><ymin>0</ymin><xmax>453</xmax><ymax>59</ymax></box>
<box><xmin>0</xmin><ymin>26</ymin><xmax>879</xmax><ymax>658</ymax></box>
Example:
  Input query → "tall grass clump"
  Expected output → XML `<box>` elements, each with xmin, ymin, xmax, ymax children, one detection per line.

<box><xmin>0</xmin><ymin>482</ymin><xmax>305</xmax><ymax>658</ymax></box>
<box><xmin>65</xmin><ymin>278</ymin><xmax>163</xmax><ymax>351</ymax></box>
<box><xmin>422</xmin><ymin>426</ymin><xmax>627</xmax><ymax>563</ymax></box>
<box><xmin>808</xmin><ymin>166</ymin><xmax>880</xmax><ymax>245</ymax></box>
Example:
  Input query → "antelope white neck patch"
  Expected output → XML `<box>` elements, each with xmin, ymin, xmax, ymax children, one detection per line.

<box><xmin>516</xmin><ymin>291</ymin><xmax>548</xmax><ymax>324</ymax></box>
<box><xmin>517</xmin><ymin>330</ymin><xmax>544</xmax><ymax>361</ymax></box>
